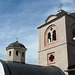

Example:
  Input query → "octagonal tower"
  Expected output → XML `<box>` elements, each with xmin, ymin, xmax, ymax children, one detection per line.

<box><xmin>6</xmin><ymin>40</ymin><xmax>27</xmax><ymax>63</ymax></box>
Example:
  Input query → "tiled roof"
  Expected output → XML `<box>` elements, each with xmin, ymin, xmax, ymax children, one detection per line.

<box><xmin>6</xmin><ymin>41</ymin><xmax>27</xmax><ymax>50</ymax></box>
<box><xmin>0</xmin><ymin>60</ymin><xmax>65</xmax><ymax>75</ymax></box>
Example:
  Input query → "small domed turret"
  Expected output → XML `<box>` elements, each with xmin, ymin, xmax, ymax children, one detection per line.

<box><xmin>6</xmin><ymin>41</ymin><xmax>27</xmax><ymax>64</ymax></box>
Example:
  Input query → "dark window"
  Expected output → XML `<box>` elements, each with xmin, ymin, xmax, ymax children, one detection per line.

<box><xmin>16</xmin><ymin>51</ymin><xmax>18</xmax><ymax>56</ymax></box>
<box><xmin>53</xmin><ymin>30</ymin><xmax>56</xmax><ymax>41</ymax></box>
<box><xmin>9</xmin><ymin>51</ymin><xmax>11</xmax><ymax>56</ymax></box>
<box><xmin>50</xmin><ymin>27</ymin><xmax>53</xmax><ymax>31</ymax></box>
<box><xmin>49</xmin><ymin>54</ymin><xmax>54</xmax><ymax>62</ymax></box>
<box><xmin>47</xmin><ymin>52</ymin><xmax>55</xmax><ymax>64</ymax></box>
<box><xmin>22</xmin><ymin>52</ymin><xmax>24</xmax><ymax>57</ymax></box>
<box><xmin>48</xmin><ymin>32</ymin><xmax>51</xmax><ymax>43</ymax></box>
<box><xmin>73</xmin><ymin>28</ymin><xmax>75</xmax><ymax>40</ymax></box>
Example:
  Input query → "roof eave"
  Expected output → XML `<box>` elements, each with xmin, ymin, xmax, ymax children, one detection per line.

<box><xmin>37</xmin><ymin>13</ymin><xmax>75</xmax><ymax>29</ymax></box>
<box><xmin>6</xmin><ymin>47</ymin><xmax>27</xmax><ymax>51</ymax></box>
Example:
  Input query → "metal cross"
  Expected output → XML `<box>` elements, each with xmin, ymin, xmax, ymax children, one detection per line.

<box><xmin>60</xmin><ymin>3</ymin><xmax>63</xmax><ymax>10</ymax></box>
<box><xmin>16</xmin><ymin>38</ymin><xmax>18</xmax><ymax>42</ymax></box>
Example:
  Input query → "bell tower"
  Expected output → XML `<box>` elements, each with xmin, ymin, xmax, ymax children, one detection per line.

<box><xmin>38</xmin><ymin>10</ymin><xmax>75</xmax><ymax>75</ymax></box>
<box><xmin>6</xmin><ymin>40</ymin><xmax>27</xmax><ymax>63</ymax></box>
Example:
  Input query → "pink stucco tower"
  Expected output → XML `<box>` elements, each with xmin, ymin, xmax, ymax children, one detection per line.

<box><xmin>38</xmin><ymin>10</ymin><xmax>75</xmax><ymax>75</ymax></box>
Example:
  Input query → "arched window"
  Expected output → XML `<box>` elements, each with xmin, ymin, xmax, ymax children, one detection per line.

<box><xmin>44</xmin><ymin>25</ymin><xmax>58</xmax><ymax>46</ymax></box>
<box><xmin>53</xmin><ymin>30</ymin><xmax>56</xmax><ymax>41</ymax></box>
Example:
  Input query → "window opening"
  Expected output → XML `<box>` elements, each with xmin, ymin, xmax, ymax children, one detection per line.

<box><xmin>48</xmin><ymin>32</ymin><xmax>51</xmax><ymax>43</ymax></box>
<box><xmin>73</xmin><ymin>28</ymin><xmax>75</xmax><ymax>40</ymax></box>
<box><xmin>53</xmin><ymin>30</ymin><xmax>56</xmax><ymax>41</ymax></box>
<box><xmin>45</xmin><ymin>25</ymin><xmax>58</xmax><ymax>46</ymax></box>
<box><xmin>16</xmin><ymin>51</ymin><xmax>18</xmax><ymax>56</ymax></box>
<box><xmin>49</xmin><ymin>54</ymin><xmax>54</xmax><ymax>62</ymax></box>
<box><xmin>47</xmin><ymin>52</ymin><xmax>55</xmax><ymax>64</ymax></box>
<box><xmin>9</xmin><ymin>51</ymin><xmax>11</xmax><ymax>56</ymax></box>
<box><xmin>50</xmin><ymin>27</ymin><xmax>53</xmax><ymax>31</ymax></box>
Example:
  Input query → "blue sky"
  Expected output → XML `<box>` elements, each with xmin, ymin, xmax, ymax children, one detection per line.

<box><xmin>0</xmin><ymin>0</ymin><xmax>75</xmax><ymax>65</ymax></box>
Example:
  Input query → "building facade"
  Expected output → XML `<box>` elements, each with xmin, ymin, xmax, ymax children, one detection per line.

<box><xmin>38</xmin><ymin>10</ymin><xmax>75</xmax><ymax>75</ymax></box>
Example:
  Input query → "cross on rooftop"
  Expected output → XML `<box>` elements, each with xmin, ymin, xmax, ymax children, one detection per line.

<box><xmin>60</xmin><ymin>3</ymin><xmax>63</xmax><ymax>10</ymax></box>
<box><xmin>16</xmin><ymin>38</ymin><xmax>18</xmax><ymax>42</ymax></box>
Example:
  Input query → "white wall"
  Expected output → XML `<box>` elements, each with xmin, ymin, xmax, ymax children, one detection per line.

<box><xmin>0</xmin><ymin>62</ymin><xmax>5</xmax><ymax>75</ymax></box>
